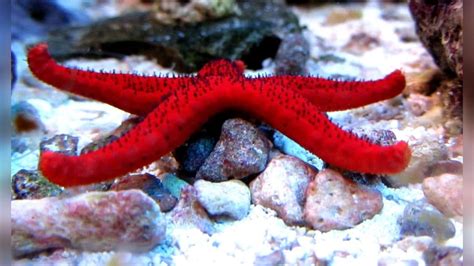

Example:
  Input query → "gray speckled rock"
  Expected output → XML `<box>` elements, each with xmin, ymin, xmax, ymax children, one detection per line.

<box><xmin>250</xmin><ymin>155</ymin><xmax>315</xmax><ymax>226</ymax></box>
<box><xmin>11</xmin><ymin>169</ymin><xmax>63</xmax><ymax>199</ymax></box>
<box><xmin>422</xmin><ymin>173</ymin><xmax>463</xmax><ymax>218</ymax></box>
<box><xmin>196</xmin><ymin>118</ymin><xmax>271</xmax><ymax>182</ymax></box>
<box><xmin>111</xmin><ymin>173</ymin><xmax>177</xmax><ymax>212</ymax></box>
<box><xmin>11</xmin><ymin>189</ymin><xmax>166</xmax><ymax>258</ymax></box>
<box><xmin>398</xmin><ymin>201</ymin><xmax>455</xmax><ymax>242</ymax></box>
<box><xmin>303</xmin><ymin>169</ymin><xmax>383</xmax><ymax>232</ymax></box>
<box><xmin>40</xmin><ymin>134</ymin><xmax>79</xmax><ymax>155</ymax></box>
<box><xmin>194</xmin><ymin>179</ymin><xmax>251</xmax><ymax>220</ymax></box>
<box><xmin>274</xmin><ymin>33</ymin><xmax>310</xmax><ymax>75</ymax></box>
<box><xmin>423</xmin><ymin>243</ymin><xmax>463</xmax><ymax>266</ymax></box>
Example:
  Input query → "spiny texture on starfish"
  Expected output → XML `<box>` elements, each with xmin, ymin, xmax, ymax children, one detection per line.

<box><xmin>28</xmin><ymin>43</ymin><xmax>411</xmax><ymax>187</ymax></box>
<box><xmin>28</xmin><ymin>43</ymin><xmax>406</xmax><ymax>114</ymax></box>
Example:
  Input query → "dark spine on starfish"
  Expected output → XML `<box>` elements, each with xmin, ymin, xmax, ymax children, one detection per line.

<box><xmin>260</xmin><ymin>70</ymin><xmax>406</xmax><ymax>112</ymax></box>
<box><xmin>28</xmin><ymin>44</ymin><xmax>406</xmax><ymax>116</ymax></box>
<box><xmin>27</xmin><ymin>43</ymin><xmax>189</xmax><ymax>116</ymax></box>
<box><xmin>39</xmin><ymin>73</ymin><xmax>411</xmax><ymax>187</ymax></box>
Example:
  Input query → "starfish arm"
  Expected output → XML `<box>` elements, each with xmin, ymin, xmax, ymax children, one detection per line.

<box><xmin>27</xmin><ymin>43</ymin><xmax>192</xmax><ymax>116</ymax></box>
<box><xmin>257</xmin><ymin>70</ymin><xmax>406</xmax><ymax>112</ymax></box>
<box><xmin>39</xmin><ymin>76</ymin><xmax>411</xmax><ymax>187</ymax></box>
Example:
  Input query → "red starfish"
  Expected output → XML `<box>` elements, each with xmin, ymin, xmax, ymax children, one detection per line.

<box><xmin>27</xmin><ymin>43</ymin><xmax>411</xmax><ymax>187</ymax></box>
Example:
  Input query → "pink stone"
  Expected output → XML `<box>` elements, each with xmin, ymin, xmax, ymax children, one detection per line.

<box><xmin>422</xmin><ymin>173</ymin><xmax>463</xmax><ymax>217</ymax></box>
<box><xmin>303</xmin><ymin>169</ymin><xmax>383</xmax><ymax>232</ymax></box>
<box><xmin>250</xmin><ymin>155</ymin><xmax>316</xmax><ymax>226</ymax></box>
<box><xmin>11</xmin><ymin>189</ymin><xmax>166</xmax><ymax>257</ymax></box>
<box><xmin>196</xmin><ymin>118</ymin><xmax>271</xmax><ymax>182</ymax></box>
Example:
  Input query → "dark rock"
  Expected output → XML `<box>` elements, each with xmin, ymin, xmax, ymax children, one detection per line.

<box><xmin>175</xmin><ymin>135</ymin><xmax>218</xmax><ymax>175</ymax></box>
<box><xmin>274</xmin><ymin>33</ymin><xmax>310</xmax><ymax>75</ymax></box>
<box><xmin>423</xmin><ymin>243</ymin><xmax>463</xmax><ymax>266</ymax></box>
<box><xmin>398</xmin><ymin>201</ymin><xmax>456</xmax><ymax>242</ymax></box>
<box><xmin>40</xmin><ymin>134</ymin><xmax>79</xmax><ymax>155</ymax></box>
<box><xmin>11</xmin><ymin>169</ymin><xmax>63</xmax><ymax>200</ymax></box>
<box><xmin>111</xmin><ymin>173</ymin><xmax>177</xmax><ymax>212</ymax></box>
<box><xmin>11</xmin><ymin>101</ymin><xmax>45</xmax><ymax>134</ymax></box>
<box><xmin>408</xmin><ymin>0</ymin><xmax>463</xmax><ymax>79</ymax></box>
<box><xmin>46</xmin><ymin>0</ymin><xmax>301</xmax><ymax>72</ymax></box>
<box><xmin>12</xmin><ymin>0</ymin><xmax>88</xmax><ymax>42</ymax></box>
<box><xmin>196</xmin><ymin>118</ymin><xmax>271</xmax><ymax>182</ymax></box>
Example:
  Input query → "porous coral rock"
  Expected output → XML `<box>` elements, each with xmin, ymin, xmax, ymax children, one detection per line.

<box><xmin>409</xmin><ymin>0</ymin><xmax>463</xmax><ymax>79</ymax></box>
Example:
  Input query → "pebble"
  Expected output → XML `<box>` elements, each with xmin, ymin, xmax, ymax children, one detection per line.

<box><xmin>194</xmin><ymin>179</ymin><xmax>251</xmax><ymax>220</ymax></box>
<box><xmin>11</xmin><ymin>189</ymin><xmax>166</xmax><ymax>257</ymax></box>
<box><xmin>422</xmin><ymin>174</ymin><xmax>463</xmax><ymax>218</ymax></box>
<box><xmin>250</xmin><ymin>155</ymin><xmax>316</xmax><ymax>226</ymax></box>
<box><xmin>303</xmin><ymin>169</ymin><xmax>383</xmax><ymax>232</ymax></box>
<box><xmin>385</xmin><ymin>132</ymin><xmax>448</xmax><ymax>187</ymax></box>
<box><xmin>11</xmin><ymin>169</ymin><xmax>63</xmax><ymax>199</ymax></box>
<box><xmin>174</xmin><ymin>135</ymin><xmax>217</xmax><ymax>174</ymax></box>
<box><xmin>425</xmin><ymin>160</ymin><xmax>463</xmax><ymax>177</ymax></box>
<box><xmin>160</xmin><ymin>173</ymin><xmax>190</xmax><ymax>199</ymax></box>
<box><xmin>423</xmin><ymin>243</ymin><xmax>463</xmax><ymax>266</ymax></box>
<box><xmin>111</xmin><ymin>173</ymin><xmax>177</xmax><ymax>212</ymax></box>
<box><xmin>398</xmin><ymin>201</ymin><xmax>455</xmax><ymax>242</ymax></box>
<box><xmin>196</xmin><ymin>118</ymin><xmax>271</xmax><ymax>182</ymax></box>
<box><xmin>324</xmin><ymin>7</ymin><xmax>362</xmax><ymax>25</ymax></box>
<box><xmin>342</xmin><ymin>32</ymin><xmax>380</xmax><ymax>55</ymax></box>
<box><xmin>169</xmin><ymin>185</ymin><xmax>215</xmax><ymax>234</ymax></box>
<box><xmin>274</xmin><ymin>33</ymin><xmax>310</xmax><ymax>75</ymax></box>
<box><xmin>40</xmin><ymin>134</ymin><xmax>79</xmax><ymax>155</ymax></box>
<box><xmin>378</xmin><ymin>236</ymin><xmax>433</xmax><ymax>266</ymax></box>
<box><xmin>448</xmin><ymin>135</ymin><xmax>462</xmax><ymax>157</ymax></box>
<box><xmin>406</xmin><ymin>93</ymin><xmax>433</xmax><ymax>116</ymax></box>
<box><xmin>11</xmin><ymin>101</ymin><xmax>45</xmax><ymax>134</ymax></box>
<box><xmin>154</xmin><ymin>0</ymin><xmax>239</xmax><ymax>24</ymax></box>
